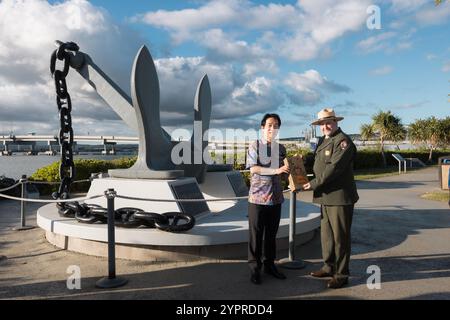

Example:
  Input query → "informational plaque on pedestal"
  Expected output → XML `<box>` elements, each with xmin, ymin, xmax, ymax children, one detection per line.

<box><xmin>284</xmin><ymin>155</ymin><xmax>309</xmax><ymax>191</ymax></box>
<box><xmin>227</xmin><ymin>172</ymin><xmax>249</xmax><ymax>197</ymax></box>
<box><xmin>168</xmin><ymin>179</ymin><xmax>210</xmax><ymax>216</ymax></box>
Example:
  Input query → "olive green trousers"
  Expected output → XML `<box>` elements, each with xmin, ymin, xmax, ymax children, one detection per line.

<box><xmin>320</xmin><ymin>204</ymin><xmax>354</xmax><ymax>279</ymax></box>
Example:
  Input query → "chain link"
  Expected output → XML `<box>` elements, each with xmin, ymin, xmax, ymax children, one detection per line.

<box><xmin>50</xmin><ymin>41</ymin><xmax>79</xmax><ymax>200</ymax></box>
<box><xmin>56</xmin><ymin>203</ymin><xmax>195</xmax><ymax>232</ymax></box>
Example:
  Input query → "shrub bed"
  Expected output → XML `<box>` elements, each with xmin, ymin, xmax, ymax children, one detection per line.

<box><xmin>30</xmin><ymin>149</ymin><xmax>449</xmax><ymax>194</ymax></box>
<box><xmin>30</xmin><ymin>157</ymin><xmax>136</xmax><ymax>195</ymax></box>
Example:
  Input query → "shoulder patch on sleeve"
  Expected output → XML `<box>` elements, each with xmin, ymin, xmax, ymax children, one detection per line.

<box><xmin>340</xmin><ymin>140</ymin><xmax>348</xmax><ymax>150</ymax></box>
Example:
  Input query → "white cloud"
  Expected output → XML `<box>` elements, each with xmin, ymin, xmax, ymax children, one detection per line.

<box><xmin>284</xmin><ymin>69</ymin><xmax>350</xmax><ymax>105</ymax></box>
<box><xmin>243</xmin><ymin>59</ymin><xmax>279</xmax><ymax>77</ymax></box>
<box><xmin>387</xmin><ymin>0</ymin><xmax>450</xmax><ymax>27</ymax></box>
<box><xmin>356</xmin><ymin>29</ymin><xmax>414</xmax><ymax>54</ymax></box>
<box><xmin>0</xmin><ymin>0</ymin><xmax>147</xmax><ymax>136</ymax></box>
<box><xmin>357</xmin><ymin>32</ymin><xmax>397</xmax><ymax>54</ymax></box>
<box><xmin>370</xmin><ymin>66</ymin><xmax>393</xmax><ymax>75</ymax></box>
<box><xmin>134</xmin><ymin>0</ymin><xmax>298</xmax><ymax>44</ymax></box>
<box><xmin>214</xmin><ymin>76</ymin><xmax>285</xmax><ymax>123</ymax></box>
<box><xmin>298</xmin><ymin>0</ymin><xmax>370</xmax><ymax>44</ymax></box>
<box><xmin>139</xmin><ymin>0</ymin><xmax>298</xmax><ymax>30</ymax></box>
<box><xmin>196</xmin><ymin>28</ymin><xmax>279</xmax><ymax>77</ymax></box>
<box><xmin>232</xmin><ymin>77</ymin><xmax>271</xmax><ymax>99</ymax></box>
<box><xmin>134</xmin><ymin>0</ymin><xmax>371</xmax><ymax>62</ymax></box>
<box><xmin>154</xmin><ymin>56</ymin><xmax>285</xmax><ymax>128</ymax></box>
<box><xmin>416</xmin><ymin>3</ymin><xmax>450</xmax><ymax>25</ymax></box>
<box><xmin>391</xmin><ymin>100</ymin><xmax>430</xmax><ymax>109</ymax></box>
<box><xmin>0</xmin><ymin>0</ymin><xmax>291</xmax><ymax>135</ymax></box>
<box><xmin>389</xmin><ymin>0</ymin><xmax>428</xmax><ymax>13</ymax></box>
<box><xmin>200</xmin><ymin>29</ymin><xmax>266</xmax><ymax>61</ymax></box>
<box><xmin>443</xmin><ymin>61</ymin><xmax>450</xmax><ymax>72</ymax></box>
<box><xmin>155</xmin><ymin>56</ymin><xmax>235</xmax><ymax>116</ymax></box>
<box><xmin>243</xmin><ymin>2</ymin><xmax>299</xmax><ymax>29</ymax></box>
<box><xmin>269</xmin><ymin>0</ymin><xmax>371</xmax><ymax>61</ymax></box>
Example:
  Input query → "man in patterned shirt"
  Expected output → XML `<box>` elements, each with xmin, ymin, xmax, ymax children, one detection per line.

<box><xmin>246</xmin><ymin>113</ymin><xmax>290</xmax><ymax>285</ymax></box>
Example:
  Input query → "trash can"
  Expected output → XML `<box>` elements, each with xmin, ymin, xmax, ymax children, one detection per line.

<box><xmin>438</xmin><ymin>156</ymin><xmax>450</xmax><ymax>190</ymax></box>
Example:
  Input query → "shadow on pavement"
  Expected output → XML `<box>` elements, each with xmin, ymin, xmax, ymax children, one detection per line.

<box><xmin>351</xmin><ymin>208</ymin><xmax>450</xmax><ymax>255</ymax></box>
<box><xmin>0</xmin><ymin>259</ymin><xmax>335</xmax><ymax>300</ymax></box>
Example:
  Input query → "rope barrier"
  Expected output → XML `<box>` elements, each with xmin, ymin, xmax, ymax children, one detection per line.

<box><xmin>0</xmin><ymin>193</ymin><xmax>103</xmax><ymax>203</ymax></box>
<box><xmin>73</xmin><ymin>179</ymin><xmax>91</xmax><ymax>184</ymax></box>
<box><xmin>0</xmin><ymin>188</ymin><xmax>293</xmax><ymax>203</ymax></box>
<box><xmin>115</xmin><ymin>189</ymin><xmax>292</xmax><ymax>203</ymax></box>
<box><xmin>0</xmin><ymin>180</ymin><xmax>294</xmax><ymax>204</ymax></box>
<box><xmin>115</xmin><ymin>194</ymin><xmax>249</xmax><ymax>203</ymax></box>
<box><xmin>26</xmin><ymin>181</ymin><xmax>60</xmax><ymax>185</ymax></box>
<box><xmin>0</xmin><ymin>181</ymin><xmax>22</xmax><ymax>192</ymax></box>
<box><xmin>27</xmin><ymin>179</ymin><xmax>91</xmax><ymax>185</ymax></box>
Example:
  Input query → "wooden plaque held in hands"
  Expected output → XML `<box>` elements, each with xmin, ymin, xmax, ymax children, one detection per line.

<box><xmin>284</xmin><ymin>155</ymin><xmax>309</xmax><ymax>191</ymax></box>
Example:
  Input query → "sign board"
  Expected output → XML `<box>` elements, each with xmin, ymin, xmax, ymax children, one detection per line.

<box><xmin>392</xmin><ymin>153</ymin><xmax>405</xmax><ymax>162</ymax></box>
<box><xmin>284</xmin><ymin>156</ymin><xmax>309</xmax><ymax>191</ymax></box>
<box><xmin>441</xmin><ymin>165</ymin><xmax>450</xmax><ymax>190</ymax></box>
<box><xmin>168</xmin><ymin>179</ymin><xmax>210</xmax><ymax>216</ymax></box>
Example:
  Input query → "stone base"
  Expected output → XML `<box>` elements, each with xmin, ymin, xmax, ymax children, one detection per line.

<box><xmin>38</xmin><ymin>171</ymin><xmax>321</xmax><ymax>262</ymax></box>
<box><xmin>45</xmin><ymin>229</ymin><xmax>316</xmax><ymax>262</ymax></box>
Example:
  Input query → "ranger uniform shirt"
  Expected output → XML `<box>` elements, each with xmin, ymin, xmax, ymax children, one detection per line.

<box><xmin>309</xmin><ymin>128</ymin><xmax>359</xmax><ymax>205</ymax></box>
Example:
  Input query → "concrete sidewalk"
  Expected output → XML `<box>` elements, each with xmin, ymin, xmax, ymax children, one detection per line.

<box><xmin>0</xmin><ymin>167</ymin><xmax>449</xmax><ymax>300</ymax></box>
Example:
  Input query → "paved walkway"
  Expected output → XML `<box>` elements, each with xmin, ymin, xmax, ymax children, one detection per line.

<box><xmin>0</xmin><ymin>167</ymin><xmax>449</xmax><ymax>300</ymax></box>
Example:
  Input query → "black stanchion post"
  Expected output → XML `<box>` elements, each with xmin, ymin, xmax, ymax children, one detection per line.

<box><xmin>96</xmin><ymin>188</ymin><xmax>128</xmax><ymax>289</ymax></box>
<box><xmin>279</xmin><ymin>190</ymin><xmax>306</xmax><ymax>269</ymax></box>
<box><xmin>14</xmin><ymin>175</ymin><xmax>34</xmax><ymax>231</ymax></box>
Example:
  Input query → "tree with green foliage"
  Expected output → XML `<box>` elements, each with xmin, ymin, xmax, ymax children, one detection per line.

<box><xmin>359</xmin><ymin>123</ymin><xmax>374</xmax><ymax>145</ymax></box>
<box><xmin>408</xmin><ymin>116</ymin><xmax>450</xmax><ymax>162</ymax></box>
<box><xmin>370</xmin><ymin>110</ymin><xmax>406</xmax><ymax>167</ymax></box>
<box><xmin>441</xmin><ymin>116</ymin><xmax>450</xmax><ymax>146</ymax></box>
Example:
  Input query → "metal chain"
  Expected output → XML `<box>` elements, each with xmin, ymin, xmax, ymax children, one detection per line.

<box><xmin>57</xmin><ymin>203</ymin><xmax>196</xmax><ymax>232</ymax></box>
<box><xmin>50</xmin><ymin>40</ymin><xmax>79</xmax><ymax>200</ymax></box>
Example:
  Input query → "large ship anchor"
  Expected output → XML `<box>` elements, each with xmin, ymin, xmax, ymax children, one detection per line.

<box><xmin>67</xmin><ymin>43</ymin><xmax>212</xmax><ymax>182</ymax></box>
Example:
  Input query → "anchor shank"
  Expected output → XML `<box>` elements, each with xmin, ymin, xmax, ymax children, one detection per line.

<box><xmin>69</xmin><ymin>51</ymin><xmax>138</xmax><ymax>131</ymax></box>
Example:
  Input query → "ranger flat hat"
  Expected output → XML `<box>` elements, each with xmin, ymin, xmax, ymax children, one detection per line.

<box><xmin>311</xmin><ymin>108</ymin><xmax>344</xmax><ymax>125</ymax></box>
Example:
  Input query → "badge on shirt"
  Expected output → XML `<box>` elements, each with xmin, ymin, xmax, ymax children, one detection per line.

<box><xmin>325</xmin><ymin>150</ymin><xmax>331</xmax><ymax>156</ymax></box>
<box><xmin>340</xmin><ymin>140</ymin><xmax>348</xmax><ymax>150</ymax></box>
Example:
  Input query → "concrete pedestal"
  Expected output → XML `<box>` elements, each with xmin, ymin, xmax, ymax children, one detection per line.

<box><xmin>37</xmin><ymin>172</ymin><xmax>321</xmax><ymax>262</ymax></box>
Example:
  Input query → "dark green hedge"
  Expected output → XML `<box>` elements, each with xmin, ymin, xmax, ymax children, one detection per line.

<box><xmin>354</xmin><ymin>149</ymin><xmax>450</xmax><ymax>170</ymax></box>
<box><xmin>30</xmin><ymin>157</ymin><xmax>137</xmax><ymax>194</ymax></box>
<box><xmin>30</xmin><ymin>149</ymin><xmax>450</xmax><ymax>194</ymax></box>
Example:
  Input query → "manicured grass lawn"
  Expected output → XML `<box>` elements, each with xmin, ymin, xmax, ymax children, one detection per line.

<box><xmin>420</xmin><ymin>191</ymin><xmax>450</xmax><ymax>202</ymax></box>
<box><xmin>354</xmin><ymin>167</ymin><xmax>427</xmax><ymax>180</ymax></box>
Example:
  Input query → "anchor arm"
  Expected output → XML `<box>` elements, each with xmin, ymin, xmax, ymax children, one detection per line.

<box><xmin>68</xmin><ymin>50</ymin><xmax>173</xmax><ymax>142</ymax></box>
<box><xmin>68</xmin><ymin>51</ymin><xmax>138</xmax><ymax>131</ymax></box>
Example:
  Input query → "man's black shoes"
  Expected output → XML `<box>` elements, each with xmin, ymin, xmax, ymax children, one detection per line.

<box><xmin>250</xmin><ymin>270</ymin><xmax>261</xmax><ymax>284</ymax></box>
<box><xmin>264</xmin><ymin>263</ymin><xmax>286</xmax><ymax>280</ymax></box>
<box><xmin>327</xmin><ymin>277</ymin><xmax>348</xmax><ymax>289</ymax></box>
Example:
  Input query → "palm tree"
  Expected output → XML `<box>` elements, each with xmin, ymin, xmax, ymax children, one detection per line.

<box><xmin>371</xmin><ymin>110</ymin><xmax>406</xmax><ymax>167</ymax></box>
<box><xmin>410</xmin><ymin>117</ymin><xmax>450</xmax><ymax>162</ymax></box>
<box><xmin>408</xmin><ymin>119</ymin><xmax>426</xmax><ymax>146</ymax></box>
<box><xmin>390</xmin><ymin>122</ymin><xmax>408</xmax><ymax>151</ymax></box>
<box><xmin>360</xmin><ymin>124</ymin><xmax>374</xmax><ymax>145</ymax></box>
<box><xmin>442</xmin><ymin>117</ymin><xmax>450</xmax><ymax>147</ymax></box>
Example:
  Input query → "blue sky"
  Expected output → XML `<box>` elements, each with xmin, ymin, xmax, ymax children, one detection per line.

<box><xmin>0</xmin><ymin>0</ymin><xmax>449</xmax><ymax>139</ymax></box>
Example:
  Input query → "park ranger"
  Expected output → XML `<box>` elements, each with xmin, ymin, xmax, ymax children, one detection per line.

<box><xmin>303</xmin><ymin>108</ymin><xmax>359</xmax><ymax>289</ymax></box>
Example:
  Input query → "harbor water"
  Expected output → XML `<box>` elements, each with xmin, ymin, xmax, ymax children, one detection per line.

<box><xmin>0</xmin><ymin>154</ymin><xmax>131</xmax><ymax>179</ymax></box>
